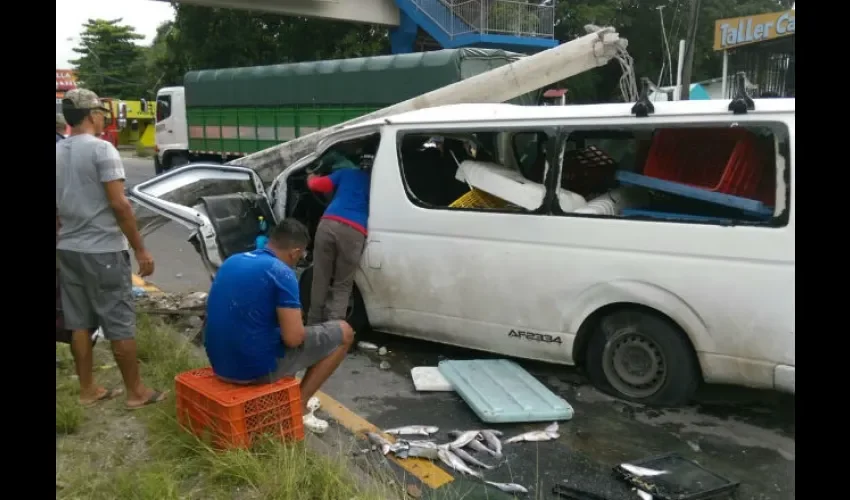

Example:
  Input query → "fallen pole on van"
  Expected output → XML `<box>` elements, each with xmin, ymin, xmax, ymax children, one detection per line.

<box><xmin>136</xmin><ymin>28</ymin><xmax>627</xmax><ymax>229</ymax></box>
<box><xmin>229</xmin><ymin>27</ymin><xmax>628</xmax><ymax>184</ymax></box>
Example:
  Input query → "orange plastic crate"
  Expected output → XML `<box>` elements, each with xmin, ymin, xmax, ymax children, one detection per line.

<box><xmin>175</xmin><ymin>367</ymin><xmax>304</xmax><ymax>449</ymax></box>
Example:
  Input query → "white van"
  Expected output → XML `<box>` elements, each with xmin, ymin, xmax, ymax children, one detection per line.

<box><xmin>129</xmin><ymin>98</ymin><xmax>795</xmax><ymax>407</ymax></box>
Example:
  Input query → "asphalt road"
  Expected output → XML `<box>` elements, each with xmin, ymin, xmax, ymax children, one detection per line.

<box><xmin>123</xmin><ymin>156</ymin><xmax>795</xmax><ymax>500</ymax></box>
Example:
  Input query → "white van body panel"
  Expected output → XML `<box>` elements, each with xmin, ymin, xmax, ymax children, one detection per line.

<box><xmin>356</xmin><ymin>101</ymin><xmax>794</xmax><ymax>393</ymax></box>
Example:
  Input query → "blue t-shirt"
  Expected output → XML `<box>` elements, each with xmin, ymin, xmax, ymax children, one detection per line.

<box><xmin>324</xmin><ymin>168</ymin><xmax>371</xmax><ymax>232</ymax></box>
<box><xmin>204</xmin><ymin>248</ymin><xmax>301</xmax><ymax>381</ymax></box>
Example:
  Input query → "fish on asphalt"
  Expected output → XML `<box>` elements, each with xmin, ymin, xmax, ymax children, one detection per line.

<box><xmin>620</xmin><ymin>464</ymin><xmax>668</xmax><ymax>477</ymax></box>
<box><xmin>437</xmin><ymin>447</ymin><xmax>482</xmax><ymax>478</ymax></box>
<box><xmin>636</xmin><ymin>490</ymin><xmax>654</xmax><ymax>500</ymax></box>
<box><xmin>505</xmin><ymin>422</ymin><xmax>560</xmax><ymax>444</ymax></box>
<box><xmin>452</xmin><ymin>447</ymin><xmax>497</xmax><ymax>470</ymax></box>
<box><xmin>383</xmin><ymin>425</ymin><xmax>439</xmax><ymax>436</ymax></box>
<box><xmin>480</xmin><ymin>430</ymin><xmax>503</xmax><ymax>457</ymax></box>
<box><xmin>405</xmin><ymin>446</ymin><xmax>440</xmax><ymax>460</ymax></box>
<box><xmin>405</xmin><ymin>440</ymin><xmax>438</xmax><ymax>449</ymax></box>
<box><xmin>485</xmin><ymin>481</ymin><xmax>529</xmax><ymax>494</ymax></box>
<box><xmin>448</xmin><ymin>430</ymin><xmax>481</xmax><ymax>449</ymax></box>
<box><xmin>366</xmin><ymin>432</ymin><xmax>393</xmax><ymax>455</ymax></box>
<box><xmin>467</xmin><ymin>437</ymin><xmax>501</xmax><ymax>457</ymax></box>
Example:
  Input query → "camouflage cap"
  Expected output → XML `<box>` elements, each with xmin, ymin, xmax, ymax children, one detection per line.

<box><xmin>56</xmin><ymin>113</ymin><xmax>66</xmax><ymax>128</ymax></box>
<box><xmin>63</xmin><ymin>89</ymin><xmax>109</xmax><ymax>112</ymax></box>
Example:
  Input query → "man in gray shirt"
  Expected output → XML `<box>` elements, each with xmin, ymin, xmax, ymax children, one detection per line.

<box><xmin>56</xmin><ymin>89</ymin><xmax>166</xmax><ymax>409</ymax></box>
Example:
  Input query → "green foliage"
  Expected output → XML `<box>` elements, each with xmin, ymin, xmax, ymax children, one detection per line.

<box><xmin>70</xmin><ymin>18</ymin><xmax>147</xmax><ymax>99</ymax></box>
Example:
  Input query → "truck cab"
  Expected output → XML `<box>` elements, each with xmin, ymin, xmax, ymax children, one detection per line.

<box><xmin>154</xmin><ymin>86</ymin><xmax>189</xmax><ymax>174</ymax></box>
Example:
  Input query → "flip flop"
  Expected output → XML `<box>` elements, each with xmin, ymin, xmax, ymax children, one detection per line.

<box><xmin>80</xmin><ymin>387</ymin><xmax>123</xmax><ymax>408</ymax></box>
<box><xmin>125</xmin><ymin>390</ymin><xmax>168</xmax><ymax>410</ymax></box>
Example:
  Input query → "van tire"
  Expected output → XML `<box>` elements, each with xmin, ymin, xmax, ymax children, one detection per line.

<box><xmin>585</xmin><ymin>309</ymin><xmax>700</xmax><ymax>407</ymax></box>
<box><xmin>298</xmin><ymin>266</ymin><xmax>371</xmax><ymax>335</ymax></box>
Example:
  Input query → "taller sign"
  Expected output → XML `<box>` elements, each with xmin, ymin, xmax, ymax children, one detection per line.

<box><xmin>714</xmin><ymin>9</ymin><xmax>795</xmax><ymax>51</ymax></box>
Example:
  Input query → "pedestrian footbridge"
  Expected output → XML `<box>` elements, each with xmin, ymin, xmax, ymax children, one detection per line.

<box><xmin>158</xmin><ymin>0</ymin><xmax>558</xmax><ymax>53</ymax></box>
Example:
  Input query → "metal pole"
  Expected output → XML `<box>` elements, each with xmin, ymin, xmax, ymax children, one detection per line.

<box><xmin>680</xmin><ymin>0</ymin><xmax>701</xmax><ymax>100</ymax></box>
<box><xmin>721</xmin><ymin>50</ymin><xmax>728</xmax><ymax>99</ymax></box>
<box><xmin>676</xmin><ymin>39</ymin><xmax>685</xmax><ymax>100</ymax></box>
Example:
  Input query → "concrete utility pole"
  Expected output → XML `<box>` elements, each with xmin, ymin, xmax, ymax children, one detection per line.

<box><xmin>679</xmin><ymin>0</ymin><xmax>701</xmax><ymax>100</ymax></box>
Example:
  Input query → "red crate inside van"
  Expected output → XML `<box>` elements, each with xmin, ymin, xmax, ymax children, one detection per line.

<box><xmin>643</xmin><ymin>128</ymin><xmax>774</xmax><ymax>205</ymax></box>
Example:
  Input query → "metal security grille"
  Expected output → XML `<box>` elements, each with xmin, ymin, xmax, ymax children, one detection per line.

<box><xmin>726</xmin><ymin>36</ymin><xmax>795</xmax><ymax>97</ymax></box>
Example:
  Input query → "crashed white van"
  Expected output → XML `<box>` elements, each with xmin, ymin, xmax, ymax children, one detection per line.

<box><xmin>130</xmin><ymin>97</ymin><xmax>795</xmax><ymax>407</ymax></box>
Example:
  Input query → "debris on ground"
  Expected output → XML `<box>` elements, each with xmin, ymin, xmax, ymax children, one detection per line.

<box><xmin>379</xmin><ymin>361</ymin><xmax>391</xmax><ymax>370</ymax></box>
<box><xmin>405</xmin><ymin>483</ymin><xmax>422</xmax><ymax>498</ymax></box>
<box><xmin>410</xmin><ymin>366</ymin><xmax>454</xmax><ymax>392</ymax></box>
<box><xmin>131</xmin><ymin>286</ymin><xmax>147</xmax><ymax>298</ymax></box>
<box><xmin>357</xmin><ymin>341</ymin><xmax>379</xmax><ymax>351</ymax></box>
<box><xmin>179</xmin><ymin>291</ymin><xmax>208</xmax><ymax>309</ymax></box>
<box><xmin>613</xmin><ymin>453</ymin><xmax>740</xmax><ymax>500</ymax></box>
<box><xmin>378</xmin><ymin>346</ymin><xmax>388</xmax><ymax>356</ymax></box>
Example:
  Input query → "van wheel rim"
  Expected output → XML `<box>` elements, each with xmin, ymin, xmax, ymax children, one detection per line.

<box><xmin>602</xmin><ymin>329</ymin><xmax>666</xmax><ymax>399</ymax></box>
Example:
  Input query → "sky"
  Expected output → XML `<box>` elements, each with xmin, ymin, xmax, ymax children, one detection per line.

<box><xmin>56</xmin><ymin>0</ymin><xmax>176</xmax><ymax>68</ymax></box>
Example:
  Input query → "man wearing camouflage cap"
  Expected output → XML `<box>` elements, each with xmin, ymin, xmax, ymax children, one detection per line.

<box><xmin>56</xmin><ymin>88</ymin><xmax>166</xmax><ymax>409</ymax></box>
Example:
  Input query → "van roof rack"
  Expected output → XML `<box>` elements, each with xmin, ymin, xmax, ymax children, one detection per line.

<box><xmin>728</xmin><ymin>72</ymin><xmax>754</xmax><ymax>115</ymax></box>
<box><xmin>631</xmin><ymin>77</ymin><xmax>655</xmax><ymax>118</ymax></box>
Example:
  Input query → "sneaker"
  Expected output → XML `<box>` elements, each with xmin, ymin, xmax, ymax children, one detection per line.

<box><xmin>303</xmin><ymin>412</ymin><xmax>329</xmax><ymax>434</ymax></box>
<box><xmin>307</xmin><ymin>396</ymin><xmax>321</xmax><ymax>413</ymax></box>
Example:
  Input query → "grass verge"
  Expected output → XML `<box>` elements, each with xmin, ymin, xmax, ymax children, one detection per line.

<box><xmin>56</xmin><ymin>314</ymin><xmax>394</xmax><ymax>500</ymax></box>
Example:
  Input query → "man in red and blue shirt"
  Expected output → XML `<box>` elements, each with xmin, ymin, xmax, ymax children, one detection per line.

<box><xmin>306</xmin><ymin>151</ymin><xmax>371</xmax><ymax>325</ymax></box>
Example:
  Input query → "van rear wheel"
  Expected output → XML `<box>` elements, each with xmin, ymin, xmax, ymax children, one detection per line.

<box><xmin>585</xmin><ymin>309</ymin><xmax>699</xmax><ymax>407</ymax></box>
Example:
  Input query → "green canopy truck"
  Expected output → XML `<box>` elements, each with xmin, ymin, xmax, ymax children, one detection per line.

<box><xmin>153</xmin><ymin>48</ymin><xmax>539</xmax><ymax>174</ymax></box>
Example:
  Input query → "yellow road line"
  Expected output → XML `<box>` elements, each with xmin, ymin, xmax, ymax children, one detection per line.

<box><xmin>315</xmin><ymin>391</ymin><xmax>454</xmax><ymax>489</ymax></box>
<box><xmin>132</xmin><ymin>274</ymin><xmax>454</xmax><ymax>489</ymax></box>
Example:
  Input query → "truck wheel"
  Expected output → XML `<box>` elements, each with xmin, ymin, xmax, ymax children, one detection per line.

<box><xmin>298</xmin><ymin>266</ymin><xmax>370</xmax><ymax>335</ymax></box>
<box><xmin>585</xmin><ymin>309</ymin><xmax>700</xmax><ymax>407</ymax></box>
<box><xmin>171</xmin><ymin>153</ymin><xmax>189</xmax><ymax>168</ymax></box>
<box><xmin>153</xmin><ymin>155</ymin><xmax>164</xmax><ymax>175</ymax></box>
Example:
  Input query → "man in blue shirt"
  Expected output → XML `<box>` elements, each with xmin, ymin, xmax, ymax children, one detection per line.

<box><xmin>306</xmin><ymin>150</ymin><xmax>371</xmax><ymax>325</ymax></box>
<box><xmin>204</xmin><ymin>219</ymin><xmax>355</xmax><ymax>434</ymax></box>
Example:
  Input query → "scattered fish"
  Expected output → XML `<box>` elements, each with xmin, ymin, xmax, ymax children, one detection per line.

<box><xmin>505</xmin><ymin>422</ymin><xmax>561</xmax><ymax>444</ymax></box>
<box><xmin>480</xmin><ymin>430</ymin><xmax>503</xmax><ymax>457</ymax></box>
<box><xmin>636</xmin><ymin>489</ymin><xmax>653</xmax><ymax>500</ymax></box>
<box><xmin>366</xmin><ymin>432</ymin><xmax>393</xmax><ymax>455</ymax></box>
<box><xmin>482</xmin><ymin>429</ymin><xmax>504</xmax><ymax>437</ymax></box>
<box><xmin>452</xmin><ymin>447</ymin><xmax>497</xmax><ymax>470</ymax></box>
<box><xmin>378</xmin><ymin>346</ymin><xmax>388</xmax><ymax>355</ymax></box>
<box><xmin>620</xmin><ymin>464</ymin><xmax>668</xmax><ymax>477</ymax></box>
<box><xmin>405</xmin><ymin>446</ymin><xmax>440</xmax><ymax>460</ymax></box>
<box><xmin>437</xmin><ymin>447</ymin><xmax>482</xmax><ymax>478</ymax></box>
<box><xmin>467</xmin><ymin>438</ymin><xmax>500</xmax><ymax>457</ymax></box>
<box><xmin>404</xmin><ymin>440</ymin><xmax>438</xmax><ymax>449</ymax></box>
<box><xmin>357</xmin><ymin>341</ymin><xmax>379</xmax><ymax>350</ymax></box>
<box><xmin>448</xmin><ymin>430</ymin><xmax>481</xmax><ymax>449</ymax></box>
<box><xmin>485</xmin><ymin>481</ymin><xmax>529</xmax><ymax>494</ymax></box>
<box><xmin>383</xmin><ymin>425</ymin><xmax>439</xmax><ymax>436</ymax></box>
<box><xmin>389</xmin><ymin>441</ymin><xmax>410</xmax><ymax>455</ymax></box>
